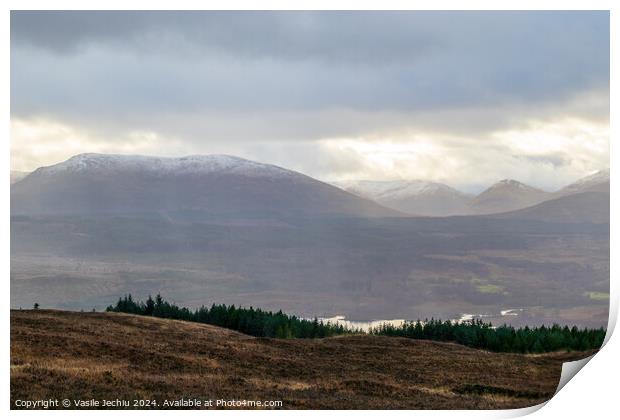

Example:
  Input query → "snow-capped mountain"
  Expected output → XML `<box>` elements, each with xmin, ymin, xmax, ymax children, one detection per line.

<box><xmin>469</xmin><ymin>179</ymin><xmax>550</xmax><ymax>215</ymax></box>
<box><xmin>11</xmin><ymin>153</ymin><xmax>399</xmax><ymax>218</ymax></box>
<box><xmin>35</xmin><ymin>153</ymin><xmax>296</xmax><ymax>178</ymax></box>
<box><xmin>554</xmin><ymin>169</ymin><xmax>609</xmax><ymax>197</ymax></box>
<box><xmin>332</xmin><ymin>180</ymin><xmax>472</xmax><ymax>216</ymax></box>
<box><xmin>332</xmin><ymin>171</ymin><xmax>610</xmax><ymax>218</ymax></box>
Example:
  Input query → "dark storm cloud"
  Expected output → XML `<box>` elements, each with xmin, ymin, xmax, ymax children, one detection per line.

<box><xmin>11</xmin><ymin>11</ymin><xmax>442</xmax><ymax>61</ymax></box>
<box><xmin>11</xmin><ymin>11</ymin><xmax>609</xmax><ymax>119</ymax></box>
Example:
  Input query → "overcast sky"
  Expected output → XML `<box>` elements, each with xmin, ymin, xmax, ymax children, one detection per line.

<box><xmin>10</xmin><ymin>11</ymin><xmax>609</xmax><ymax>192</ymax></box>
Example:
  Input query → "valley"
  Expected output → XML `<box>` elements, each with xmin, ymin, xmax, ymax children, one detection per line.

<box><xmin>10</xmin><ymin>154</ymin><xmax>610</xmax><ymax>328</ymax></box>
<box><xmin>11</xmin><ymin>213</ymin><xmax>609</xmax><ymax>327</ymax></box>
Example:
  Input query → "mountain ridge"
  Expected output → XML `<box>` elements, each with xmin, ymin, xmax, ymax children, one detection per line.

<box><xmin>12</xmin><ymin>153</ymin><xmax>610</xmax><ymax>219</ymax></box>
<box><xmin>32</xmin><ymin>153</ymin><xmax>299</xmax><ymax>179</ymax></box>
<box><xmin>11</xmin><ymin>153</ymin><xmax>400</xmax><ymax>219</ymax></box>
<box><xmin>332</xmin><ymin>170</ymin><xmax>609</xmax><ymax>217</ymax></box>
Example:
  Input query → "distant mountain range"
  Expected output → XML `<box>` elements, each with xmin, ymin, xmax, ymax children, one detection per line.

<box><xmin>11</xmin><ymin>153</ymin><xmax>609</xmax><ymax>223</ymax></box>
<box><xmin>332</xmin><ymin>170</ymin><xmax>609</xmax><ymax>218</ymax></box>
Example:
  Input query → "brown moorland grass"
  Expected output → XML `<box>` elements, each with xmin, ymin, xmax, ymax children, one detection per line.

<box><xmin>10</xmin><ymin>310</ymin><xmax>595</xmax><ymax>410</ymax></box>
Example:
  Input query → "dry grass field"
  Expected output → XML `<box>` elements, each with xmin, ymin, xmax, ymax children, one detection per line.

<box><xmin>11</xmin><ymin>310</ymin><xmax>594</xmax><ymax>409</ymax></box>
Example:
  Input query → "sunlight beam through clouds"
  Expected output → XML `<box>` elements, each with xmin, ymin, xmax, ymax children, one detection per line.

<box><xmin>318</xmin><ymin>118</ymin><xmax>609</xmax><ymax>192</ymax></box>
<box><xmin>11</xmin><ymin>114</ymin><xmax>608</xmax><ymax>194</ymax></box>
<box><xmin>10</xmin><ymin>11</ymin><xmax>609</xmax><ymax>192</ymax></box>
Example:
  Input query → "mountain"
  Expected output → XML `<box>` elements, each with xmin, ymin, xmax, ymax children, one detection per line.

<box><xmin>555</xmin><ymin>169</ymin><xmax>610</xmax><ymax>197</ymax></box>
<box><xmin>10</xmin><ymin>153</ymin><xmax>399</xmax><ymax>218</ymax></box>
<box><xmin>332</xmin><ymin>180</ymin><xmax>472</xmax><ymax>216</ymax></box>
<box><xmin>478</xmin><ymin>170</ymin><xmax>610</xmax><ymax>221</ymax></box>
<box><xmin>10</xmin><ymin>171</ymin><xmax>29</xmax><ymax>184</ymax></box>
<box><xmin>496</xmin><ymin>191</ymin><xmax>609</xmax><ymax>224</ymax></box>
<box><xmin>469</xmin><ymin>179</ymin><xmax>550</xmax><ymax>215</ymax></box>
<box><xmin>493</xmin><ymin>170</ymin><xmax>610</xmax><ymax>223</ymax></box>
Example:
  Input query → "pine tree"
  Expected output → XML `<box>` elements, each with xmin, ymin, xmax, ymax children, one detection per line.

<box><xmin>145</xmin><ymin>295</ymin><xmax>155</xmax><ymax>316</ymax></box>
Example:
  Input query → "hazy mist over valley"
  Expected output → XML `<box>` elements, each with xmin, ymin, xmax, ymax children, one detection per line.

<box><xmin>10</xmin><ymin>153</ymin><xmax>610</xmax><ymax>328</ymax></box>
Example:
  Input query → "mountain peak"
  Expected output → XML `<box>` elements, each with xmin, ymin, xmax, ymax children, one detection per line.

<box><xmin>488</xmin><ymin>179</ymin><xmax>540</xmax><ymax>191</ymax></box>
<box><xmin>497</xmin><ymin>179</ymin><xmax>521</xmax><ymax>185</ymax></box>
<box><xmin>471</xmin><ymin>179</ymin><xmax>549</xmax><ymax>215</ymax></box>
<box><xmin>34</xmin><ymin>153</ymin><xmax>298</xmax><ymax>180</ymax></box>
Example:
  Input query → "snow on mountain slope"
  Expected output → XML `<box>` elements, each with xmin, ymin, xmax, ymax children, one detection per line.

<box><xmin>555</xmin><ymin>169</ymin><xmax>610</xmax><ymax>197</ymax></box>
<box><xmin>35</xmin><ymin>153</ymin><xmax>298</xmax><ymax>179</ymax></box>
<box><xmin>332</xmin><ymin>180</ymin><xmax>472</xmax><ymax>216</ymax></box>
<box><xmin>14</xmin><ymin>154</ymin><xmax>610</xmax><ymax>219</ymax></box>
<box><xmin>332</xmin><ymin>170</ymin><xmax>610</xmax><ymax>217</ymax></box>
<box><xmin>334</xmin><ymin>180</ymin><xmax>411</xmax><ymax>200</ymax></box>
<box><xmin>11</xmin><ymin>153</ymin><xmax>400</xmax><ymax>218</ymax></box>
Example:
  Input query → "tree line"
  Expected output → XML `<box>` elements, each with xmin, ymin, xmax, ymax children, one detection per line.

<box><xmin>371</xmin><ymin>319</ymin><xmax>605</xmax><ymax>353</ymax></box>
<box><xmin>106</xmin><ymin>294</ymin><xmax>605</xmax><ymax>353</ymax></box>
<box><xmin>106</xmin><ymin>294</ymin><xmax>356</xmax><ymax>338</ymax></box>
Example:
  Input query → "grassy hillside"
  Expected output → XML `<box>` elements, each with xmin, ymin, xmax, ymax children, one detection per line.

<box><xmin>11</xmin><ymin>310</ymin><xmax>595</xmax><ymax>409</ymax></box>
